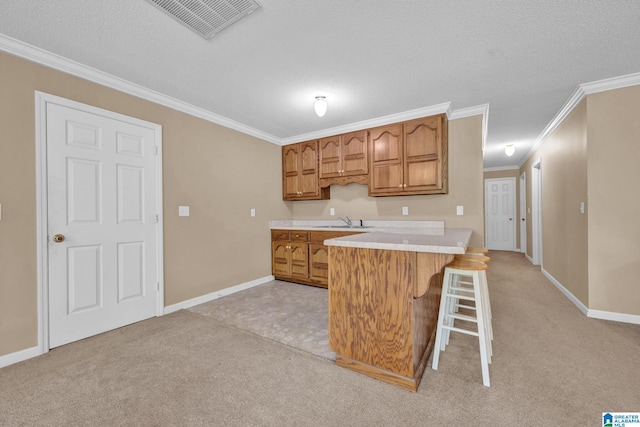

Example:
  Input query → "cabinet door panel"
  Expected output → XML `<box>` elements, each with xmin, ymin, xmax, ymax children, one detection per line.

<box><xmin>299</xmin><ymin>141</ymin><xmax>320</xmax><ymax>197</ymax></box>
<box><xmin>369</xmin><ymin>124</ymin><xmax>403</xmax><ymax>194</ymax></box>
<box><xmin>272</xmin><ymin>241</ymin><xmax>291</xmax><ymax>277</ymax></box>
<box><xmin>370</xmin><ymin>124</ymin><xmax>402</xmax><ymax>163</ymax></box>
<box><xmin>405</xmin><ymin>118</ymin><xmax>439</xmax><ymax>159</ymax></box>
<box><xmin>403</xmin><ymin>117</ymin><xmax>443</xmax><ymax>192</ymax></box>
<box><xmin>309</xmin><ymin>243</ymin><xmax>329</xmax><ymax>285</ymax></box>
<box><xmin>371</xmin><ymin>163</ymin><xmax>404</xmax><ymax>193</ymax></box>
<box><xmin>289</xmin><ymin>242</ymin><xmax>309</xmax><ymax>279</ymax></box>
<box><xmin>342</xmin><ymin>130</ymin><xmax>368</xmax><ymax>176</ymax></box>
<box><xmin>405</xmin><ymin>158</ymin><xmax>439</xmax><ymax>190</ymax></box>
<box><xmin>319</xmin><ymin>136</ymin><xmax>342</xmax><ymax>178</ymax></box>
<box><xmin>282</xmin><ymin>145</ymin><xmax>300</xmax><ymax>199</ymax></box>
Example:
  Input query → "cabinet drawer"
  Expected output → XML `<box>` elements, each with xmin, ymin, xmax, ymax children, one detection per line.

<box><xmin>271</xmin><ymin>230</ymin><xmax>290</xmax><ymax>240</ymax></box>
<box><xmin>290</xmin><ymin>231</ymin><xmax>310</xmax><ymax>241</ymax></box>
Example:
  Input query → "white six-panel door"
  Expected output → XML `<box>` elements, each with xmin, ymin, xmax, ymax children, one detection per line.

<box><xmin>485</xmin><ymin>178</ymin><xmax>516</xmax><ymax>251</ymax></box>
<box><xmin>45</xmin><ymin>100</ymin><xmax>162</xmax><ymax>348</ymax></box>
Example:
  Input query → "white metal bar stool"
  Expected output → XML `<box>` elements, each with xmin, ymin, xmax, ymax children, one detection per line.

<box><xmin>432</xmin><ymin>257</ymin><xmax>492</xmax><ymax>387</ymax></box>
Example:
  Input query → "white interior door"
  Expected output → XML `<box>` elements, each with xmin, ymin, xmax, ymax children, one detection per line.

<box><xmin>485</xmin><ymin>178</ymin><xmax>516</xmax><ymax>251</ymax></box>
<box><xmin>46</xmin><ymin>100</ymin><xmax>162</xmax><ymax>348</ymax></box>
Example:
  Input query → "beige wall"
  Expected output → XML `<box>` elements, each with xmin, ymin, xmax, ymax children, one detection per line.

<box><xmin>483</xmin><ymin>169</ymin><xmax>521</xmax><ymax>250</ymax></box>
<box><xmin>520</xmin><ymin>100</ymin><xmax>589</xmax><ymax>306</ymax></box>
<box><xmin>292</xmin><ymin>115</ymin><xmax>485</xmax><ymax>247</ymax></box>
<box><xmin>587</xmin><ymin>85</ymin><xmax>640</xmax><ymax>314</ymax></box>
<box><xmin>519</xmin><ymin>85</ymin><xmax>640</xmax><ymax>317</ymax></box>
<box><xmin>0</xmin><ymin>51</ymin><xmax>291</xmax><ymax>357</ymax></box>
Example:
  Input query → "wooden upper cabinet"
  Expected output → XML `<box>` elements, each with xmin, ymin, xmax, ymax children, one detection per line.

<box><xmin>319</xmin><ymin>130</ymin><xmax>368</xmax><ymax>186</ymax></box>
<box><xmin>284</xmin><ymin>114</ymin><xmax>446</xmax><ymax>199</ymax></box>
<box><xmin>282</xmin><ymin>144</ymin><xmax>301</xmax><ymax>199</ymax></box>
<box><xmin>341</xmin><ymin>130</ymin><xmax>368</xmax><ymax>176</ymax></box>
<box><xmin>282</xmin><ymin>140</ymin><xmax>329</xmax><ymax>200</ymax></box>
<box><xmin>369</xmin><ymin>123</ymin><xmax>404</xmax><ymax>194</ymax></box>
<box><xmin>369</xmin><ymin>115</ymin><xmax>448</xmax><ymax>196</ymax></box>
<box><xmin>320</xmin><ymin>131</ymin><xmax>369</xmax><ymax>178</ymax></box>
<box><xmin>319</xmin><ymin>135</ymin><xmax>342</xmax><ymax>178</ymax></box>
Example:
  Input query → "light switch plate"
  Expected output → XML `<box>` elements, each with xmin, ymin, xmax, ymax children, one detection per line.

<box><xmin>250</xmin><ymin>208</ymin><xmax>256</xmax><ymax>217</ymax></box>
<box><xmin>178</xmin><ymin>206</ymin><xmax>190</xmax><ymax>217</ymax></box>
<box><xmin>456</xmin><ymin>205</ymin><xmax>464</xmax><ymax>216</ymax></box>
<box><xmin>330</xmin><ymin>208</ymin><xmax>335</xmax><ymax>216</ymax></box>
<box><xmin>402</xmin><ymin>206</ymin><xmax>409</xmax><ymax>216</ymax></box>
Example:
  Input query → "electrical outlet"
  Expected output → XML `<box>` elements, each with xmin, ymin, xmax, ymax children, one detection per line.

<box><xmin>178</xmin><ymin>206</ymin><xmax>190</xmax><ymax>217</ymax></box>
<box><xmin>456</xmin><ymin>205</ymin><xmax>464</xmax><ymax>216</ymax></box>
<box><xmin>330</xmin><ymin>208</ymin><xmax>335</xmax><ymax>216</ymax></box>
<box><xmin>402</xmin><ymin>206</ymin><xmax>409</xmax><ymax>216</ymax></box>
<box><xmin>250</xmin><ymin>208</ymin><xmax>256</xmax><ymax>217</ymax></box>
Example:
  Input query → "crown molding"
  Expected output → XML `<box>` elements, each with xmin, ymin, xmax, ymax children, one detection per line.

<box><xmin>483</xmin><ymin>165</ymin><xmax>519</xmax><ymax>172</ymax></box>
<box><xmin>518</xmin><ymin>86</ymin><xmax>585</xmax><ymax>168</ymax></box>
<box><xmin>519</xmin><ymin>71</ymin><xmax>640</xmax><ymax>168</ymax></box>
<box><xmin>279</xmin><ymin>102</ymin><xmax>452</xmax><ymax>146</ymax></box>
<box><xmin>580</xmin><ymin>71</ymin><xmax>640</xmax><ymax>94</ymax></box>
<box><xmin>280</xmin><ymin>102</ymin><xmax>490</xmax><ymax>146</ymax></box>
<box><xmin>0</xmin><ymin>33</ymin><xmax>281</xmax><ymax>145</ymax></box>
<box><xmin>1</xmin><ymin>33</ymin><xmax>492</xmax><ymax>149</ymax></box>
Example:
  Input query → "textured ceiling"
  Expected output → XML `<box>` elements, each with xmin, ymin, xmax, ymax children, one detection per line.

<box><xmin>1</xmin><ymin>0</ymin><xmax>639</xmax><ymax>168</ymax></box>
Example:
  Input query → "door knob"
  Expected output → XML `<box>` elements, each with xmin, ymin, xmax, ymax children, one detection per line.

<box><xmin>52</xmin><ymin>234</ymin><xmax>65</xmax><ymax>243</ymax></box>
<box><xmin>508</xmin><ymin>218</ymin><xmax>513</xmax><ymax>221</ymax></box>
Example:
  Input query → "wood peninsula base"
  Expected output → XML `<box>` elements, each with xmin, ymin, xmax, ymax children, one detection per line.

<box><xmin>328</xmin><ymin>246</ymin><xmax>454</xmax><ymax>392</ymax></box>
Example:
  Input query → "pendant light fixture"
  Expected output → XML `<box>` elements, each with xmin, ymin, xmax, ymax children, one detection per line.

<box><xmin>314</xmin><ymin>96</ymin><xmax>328</xmax><ymax>117</ymax></box>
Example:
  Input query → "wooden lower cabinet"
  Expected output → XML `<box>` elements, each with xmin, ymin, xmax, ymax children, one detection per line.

<box><xmin>328</xmin><ymin>246</ymin><xmax>454</xmax><ymax>391</ymax></box>
<box><xmin>271</xmin><ymin>229</ymin><xmax>361</xmax><ymax>288</ymax></box>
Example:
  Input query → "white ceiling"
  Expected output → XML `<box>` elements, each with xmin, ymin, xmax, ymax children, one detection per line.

<box><xmin>1</xmin><ymin>1</ymin><xmax>639</xmax><ymax>168</ymax></box>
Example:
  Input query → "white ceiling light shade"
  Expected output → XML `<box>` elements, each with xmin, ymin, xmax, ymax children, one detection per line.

<box><xmin>314</xmin><ymin>96</ymin><xmax>328</xmax><ymax>117</ymax></box>
<box><xmin>505</xmin><ymin>144</ymin><xmax>515</xmax><ymax>156</ymax></box>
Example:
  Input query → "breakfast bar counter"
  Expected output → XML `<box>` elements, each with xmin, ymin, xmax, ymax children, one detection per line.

<box><xmin>325</xmin><ymin>227</ymin><xmax>472</xmax><ymax>391</ymax></box>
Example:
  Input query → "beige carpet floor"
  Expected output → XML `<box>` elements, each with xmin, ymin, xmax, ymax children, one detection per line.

<box><xmin>188</xmin><ymin>280</ymin><xmax>335</xmax><ymax>360</ymax></box>
<box><xmin>1</xmin><ymin>251</ymin><xmax>639</xmax><ymax>426</ymax></box>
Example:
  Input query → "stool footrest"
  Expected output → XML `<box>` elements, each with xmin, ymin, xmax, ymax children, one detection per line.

<box><xmin>445</xmin><ymin>292</ymin><xmax>475</xmax><ymax>301</ymax></box>
<box><xmin>442</xmin><ymin>325</ymin><xmax>479</xmax><ymax>337</ymax></box>
<box><xmin>448</xmin><ymin>312</ymin><xmax>478</xmax><ymax>323</ymax></box>
<box><xmin>454</xmin><ymin>303</ymin><xmax>476</xmax><ymax>311</ymax></box>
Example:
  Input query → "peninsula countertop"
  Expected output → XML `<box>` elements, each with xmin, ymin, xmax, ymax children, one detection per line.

<box><xmin>269</xmin><ymin>219</ymin><xmax>472</xmax><ymax>254</ymax></box>
<box><xmin>323</xmin><ymin>228</ymin><xmax>472</xmax><ymax>254</ymax></box>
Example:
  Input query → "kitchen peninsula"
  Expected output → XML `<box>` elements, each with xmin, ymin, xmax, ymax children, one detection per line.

<box><xmin>325</xmin><ymin>225</ymin><xmax>472</xmax><ymax>391</ymax></box>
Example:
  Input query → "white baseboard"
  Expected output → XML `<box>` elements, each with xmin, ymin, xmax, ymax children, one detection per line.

<box><xmin>0</xmin><ymin>345</ymin><xmax>41</xmax><ymax>369</ymax></box>
<box><xmin>164</xmin><ymin>275</ymin><xmax>275</xmax><ymax>314</ymax></box>
<box><xmin>541</xmin><ymin>268</ymin><xmax>640</xmax><ymax>324</ymax></box>
<box><xmin>541</xmin><ymin>268</ymin><xmax>588</xmax><ymax>315</ymax></box>
<box><xmin>525</xmin><ymin>253</ymin><xmax>535</xmax><ymax>264</ymax></box>
<box><xmin>587</xmin><ymin>309</ymin><xmax>640</xmax><ymax>325</ymax></box>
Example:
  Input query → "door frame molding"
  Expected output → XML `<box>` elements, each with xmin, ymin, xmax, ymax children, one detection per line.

<box><xmin>35</xmin><ymin>91</ymin><xmax>164</xmax><ymax>354</ymax></box>
<box><xmin>531</xmin><ymin>159</ymin><xmax>542</xmax><ymax>265</ymax></box>
<box><xmin>519</xmin><ymin>171</ymin><xmax>526</xmax><ymax>253</ymax></box>
<box><xmin>484</xmin><ymin>177</ymin><xmax>517</xmax><ymax>251</ymax></box>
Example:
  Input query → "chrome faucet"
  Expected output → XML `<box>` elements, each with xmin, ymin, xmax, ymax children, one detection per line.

<box><xmin>339</xmin><ymin>216</ymin><xmax>352</xmax><ymax>227</ymax></box>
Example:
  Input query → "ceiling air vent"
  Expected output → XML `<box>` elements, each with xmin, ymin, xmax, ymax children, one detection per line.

<box><xmin>146</xmin><ymin>0</ymin><xmax>261</xmax><ymax>39</ymax></box>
